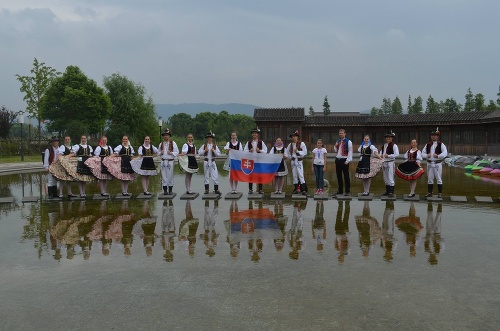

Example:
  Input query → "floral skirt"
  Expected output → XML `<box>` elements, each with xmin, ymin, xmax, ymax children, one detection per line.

<box><xmin>355</xmin><ymin>157</ymin><xmax>383</xmax><ymax>179</ymax></box>
<box><xmin>60</xmin><ymin>157</ymin><xmax>95</xmax><ymax>182</ymax></box>
<box><xmin>85</xmin><ymin>156</ymin><xmax>114</xmax><ymax>180</ymax></box>
<box><xmin>131</xmin><ymin>157</ymin><xmax>158</xmax><ymax>176</ymax></box>
<box><xmin>102</xmin><ymin>157</ymin><xmax>136</xmax><ymax>181</ymax></box>
<box><xmin>396</xmin><ymin>161</ymin><xmax>425</xmax><ymax>181</ymax></box>
<box><xmin>178</xmin><ymin>155</ymin><xmax>199</xmax><ymax>173</ymax></box>
<box><xmin>49</xmin><ymin>160</ymin><xmax>75</xmax><ymax>181</ymax></box>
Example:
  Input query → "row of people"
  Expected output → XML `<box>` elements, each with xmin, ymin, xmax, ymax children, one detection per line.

<box><xmin>43</xmin><ymin>126</ymin><xmax>447</xmax><ymax>198</ymax></box>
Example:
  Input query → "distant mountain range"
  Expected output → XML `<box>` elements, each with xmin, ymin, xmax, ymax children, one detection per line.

<box><xmin>155</xmin><ymin>103</ymin><xmax>261</xmax><ymax>119</ymax></box>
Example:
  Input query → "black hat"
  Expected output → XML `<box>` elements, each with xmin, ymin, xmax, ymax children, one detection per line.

<box><xmin>251</xmin><ymin>127</ymin><xmax>261</xmax><ymax>134</ymax></box>
<box><xmin>205</xmin><ymin>131</ymin><xmax>215</xmax><ymax>138</ymax></box>
<box><xmin>289</xmin><ymin>130</ymin><xmax>300</xmax><ymax>138</ymax></box>
<box><xmin>49</xmin><ymin>136</ymin><xmax>59</xmax><ymax>142</ymax></box>
<box><xmin>384</xmin><ymin>130</ymin><xmax>396</xmax><ymax>138</ymax></box>
<box><xmin>162</xmin><ymin>129</ymin><xmax>172</xmax><ymax>136</ymax></box>
<box><xmin>430</xmin><ymin>127</ymin><xmax>440</xmax><ymax>136</ymax></box>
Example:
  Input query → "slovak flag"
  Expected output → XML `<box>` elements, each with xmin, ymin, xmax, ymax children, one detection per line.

<box><xmin>229</xmin><ymin>150</ymin><xmax>282</xmax><ymax>184</ymax></box>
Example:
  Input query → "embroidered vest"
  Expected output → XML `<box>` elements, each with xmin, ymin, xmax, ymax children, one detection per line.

<box><xmin>407</xmin><ymin>149</ymin><xmax>418</xmax><ymax>161</ymax></box>
<box><xmin>186</xmin><ymin>144</ymin><xmax>196</xmax><ymax>155</ymax></box>
<box><xmin>360</xmin><ymin>145</ymin><xmax>372</xmax><ymax>156</ymax></box>
<box><xmin>77</xmin><ymin>145</ymin><xmax>90</xmax><ymax>156</ymax></box>
<box><xmin>425</xmin><ymin>141</ymin><xmax>442</xmax><ymax>155</ymax></box>
<box><xmin>99</xmin><ymin>146</ymin><xmax>111</xmax><ymax>157</ymax></box>
<box><xmin>160</xmin><ymin>140</ymin><xmax>173</xmax><ymax>153</ymax></box>
<box><xmin>62</xmin><ymin>145</ymin><xmax>71</xmax><ymax>155</ymax></box>
<box><xmin>336</xmin><ymin>138</ymin><xmax>350</xmax><ymax>156</ymax></box>
<box><xmin>247</xmin><ymin>140</ymin><xmax>262</xmax><ymax>151</ymax></box>
<box><xmin>383</xmin><ymin>142</ymin><xmax>394</xmax><ymax>155</ymax></box>
<box><xmin>142</xmin><ymin>145</ymin><xmax>153</xmax><ymax>156</ymax></box>
<box><xmin>273</xmin><ymin>146</ymin><xmax>284</xmax><ymax>154</ymax></box>
<box><xmin>229</xmin><ymin>141</ymin><xmax>241</xmax><ymax>150</ymax></box>
<box><xmin>48</xmin><ymin>147</ymin><xmax>55</xmax><ymax>164</ymax></box>
<box><xmin>288</xmin><ymin>141</ymin><xmax>303</xmax><ymax>156</ymax></box>
<box><xmin>119</xmin><ymin>145</ymin><xmax>131</xmax><ymax>156</ymax></box>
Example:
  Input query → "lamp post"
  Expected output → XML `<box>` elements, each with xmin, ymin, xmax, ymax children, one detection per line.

<box><xmin>158</xmin><ymin>116</ymin><xmax>163</xmax><ymax>136</ymax></box>
<box><xmin>18</xmin><ymin>112</ymin><xmax>24</xmax><ymax>161</ymax></box>
<box><xmin>27</xmin><ymin>116</ymin><xmax>31</xmax><ymax>144</ymax></box>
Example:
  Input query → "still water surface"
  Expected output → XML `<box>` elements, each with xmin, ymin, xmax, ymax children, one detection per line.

<box><xmin>0</xmin><ymin>161</ymin><xmax>499</xmax><ymax>330</ymax></box>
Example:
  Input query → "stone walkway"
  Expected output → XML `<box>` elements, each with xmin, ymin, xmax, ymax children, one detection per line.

<box><xmin>0</xmin><ymin>162</ymin><xmax>43</xmax><ymax>174</ymax></box>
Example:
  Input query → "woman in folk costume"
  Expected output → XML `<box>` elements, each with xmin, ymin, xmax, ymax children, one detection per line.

<box><xmin>380</xmin><ymin>130</ymin><xmax>399</xmax><ymax>197</ymax></box>
<box><xmin>52</xmin><ymin>135</ymin><xmax>76</xmax><ymax>198</ymax></box>
<box><xmin>179</xmin><ymin>133</ymin><xmax>199</xmax><ymax>194</ymax></box>
<box><xmin>269</xmin><ymin>137</ymin><xmax>288</xmax><ymax>194</ymax></box>
<box><xmin>355</xmin><ymin>134</ymin><xmax>383</xmax><ymax>196</ymax></box>
<box><xmin>396</xmin><ymin>139</ymin><xmax>425</xmax><ymax>198</ymax></box>
<box><xmin>103</xmin><ymin>135</ymin><xmax>136</xmax><ymax>196</ymax></box>
<box><xmin>198</xmin><ymin>131</ymin><xmax>221</xmax><ymax>194</ymax></box>
<box><xmin>223</xmin><ymin>131</ymin><xmax>243</xmax><ymax>194</ymax></box>
<box><xmin>43</xmin><ymin>136</ymin><xmax>61</xmax><ymax>199</ymax></box>
<box><xmin>158</xmin><ymin>129</ymin><xmax>179</xmax><ymax>195</ymax></box>
<box><xmin>131</xmin><ymin>136</ymin><xmax>159</xmax><ymax>195</ymax></box>
<box><xmin>286</xmin><ymin>130</ymin><xmax>308</xmax><ymax>195</ymax></box>
<box><xmin>60</xmin><ymin>135</ymin><xmax>95</xmax><ymax>198</ymax></box>
<box><xmin>243</xmin><ymin>127</ymin><xmax>267</xmax><ymax>194</ymax></box>
<box><xmin>85</xmin><ymin>135</ymin><xmax>114</xmax><ymax>196</ymax></box>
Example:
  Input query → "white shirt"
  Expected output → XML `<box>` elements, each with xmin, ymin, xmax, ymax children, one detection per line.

<box><xmin>422</xmin><ymin>141</ymin><xmax>448</xmax><ymax>161</ymax></box>
<box><xmin>182</xmin><ymin>143</ymin><xmax>196</xmax><ymax>155</ymax></box>
<box><xmin>94</xmin><ymin>145</ymin><xmax>113</xmax><ymax>157</ymax></box>
<box><xmin>382</xmin><ymin>143</ymin><xmax>399</xmax><ymax>161</ymax></box>
<box><xmin>43</xmin><ymin>146</ymin><xmax>61</xmax><ymax>168</ymax></box>
<box><xmin>224</xmin><ymin>140</ymin><xmax>243</xmax><ymax>153</ymax></box>
<box><xmin>139</xmin><ymin>144</ymin><xmax>159</xmax><ymax>156</ymax></box>
<box><xmin>404</xmin><ymin>148</ymin><xmax>423</xmax><ymax>162</ymax></box>
<box><xmin>71</xmin><ymin>144</ymin><xmax>93</xmax><ymax>155</ymax></box>
<box><xmin>312</xmin><ymin>147</ymin><xmax>327</xmax><ymax>165</ymax></box>
<box><xmin>244</xmin><ymin>139</ymin><xmax>268</xmax><ymax>153</ymax></box>
<box><xmin>333</xmin><ymin>139</ymin><xmax>353</xmax><ymax>163</ymax></box>
<box><xmin>114</xmin><ymin>144</ymin><xmax>135</xmax><ymax>155</ymax></box>
<box><xmin>158</xmin><ymin>140</ymin><xmax>179</xmax><ymax>159</ymax></box>
<box><xmin>357</xmin><ymin>144</ymin><xmax>378</xmax><ymax>161</ymax></box>
<box><xmin>286</xmin><ymin>141</ymin><xmax>307</xmax><ymax>159</ymax></box>
<box><xmin>198</xmin><ymin>143</ymin><xmax>221</xmax><ymax>160</ymax></box>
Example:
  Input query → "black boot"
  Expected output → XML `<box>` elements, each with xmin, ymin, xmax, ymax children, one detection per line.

<box><xmin>258</xmin><ymin>184</ymin><xmax>263</xmax><ymax>194</ymax></box>
<box><xmin>168</xmin><ymin>186</ymin><xmax>173</xmax><ymax>195</ymax></box>
<box><xmin>426</xmin><ymin>184</ymin><xmax>433</xmax><ymax>197</ymax></box>
<box><xmin>300</xmin><ymin>183</ymin><xmax>308</xmax><ymax>195</ymax></box>
<box><xmin>163</xmin><ymin>186</ymin><xmax>168</xmax><ymax>195</ymax></box>
<box><xmin>437</xmin><ymin>184</ymin><xmax>443</xmax><ymax>198</ymax></box>
<box><xmin>214</xmin><ymin>185</ymin><xmax>221</xmax><ymax>194</ymax></box>
<box><xmin>388</xmin><ymin>186</ymin><xmax>394</xmax><ymax>197</ymax></box>
<box><xmin>47</xmin><ymin>186</ymin><xmax>54</xmax><ymax>199</ymax></box>
<box><xmin>205</xmin><ymin>184</ymin><xmax>209</xmax><ymax>194</ymax></box>
<box><xmin>381</xmin><ymin>185</ymin><xmax>390</xmax><ymax>196</ymax></box>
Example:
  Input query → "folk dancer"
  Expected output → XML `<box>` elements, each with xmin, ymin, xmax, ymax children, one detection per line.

<box><xmin>333</xmin><ymin>129</ymin><xmax>353</xmax><ymax>196</ymax></box>
<box><xmin>105</xmin><ymin>136</ymin><xmax>136</xmax><ymax>196</ymax></box>
<box><xmin>396</xmin><ymin>139</ymin><xmax>425</xmax><ymax>197</ymax></box>
<box><xmin>269</xmin><ymin>137</ymin><xmax>288</xmax><ymax>194</ymax></box>
<box><xmin>311</xmin><ymin>138</ymin><xmax>327</xmax><ymax>195</ymax></box>
<box><xmin>180</xmin><ymin>133</ymin><xmax>199</xmax><ymax>194</ymax></box>
<box><xmin>198</xmin><ymin>131</ymin><xmax>221</xmax><ymax>194</ymax></box>
<box><xmin>243</xmin><ymin>127</ymin><xmax>267</xmax><ymax>194</ymax></box>
<box><xmin>88</xmin><ymin>135</ymin><xmax>114</xmax><ymax>196</ymax></box>
<box><xmin>287</xmin><ymin>130</ymin><xmax>308</xmax><ymax>195</ymax></box>
<box><xmin>70</xmin><ymin>135</ymin><xmax>94</xmax><ymax>197</ymax></box>
<box><xmin>56</xmin><ymin>136</ymin><xmax>76</xmax><ymax>198</ymax></box>
<box><xmin>355</xmin><ymin>135</ymin><xmax>382</xmax><ymax>196</ymax></box>
<box><xmin>223</xmin><ymin>131</ymin><xmax>243</xmax><ymax>193</ymax></box>
<box><xmin>131</xmin><ymin>136</ymin><xmax>159</xmax><ymax>195</ymax></box>
<box><xmin>43</xmin><ymin>136</ymin><xmax>61</xmax><ymax>198</ymax></box>
<box><xmin>422</xmin><ymin>128</ymin><xmax>448</xmax><ymax>198</ymax></box>
<box><xmin>158</xmin><ymin>129</ymin><xmax>179</xmax><ymax>195</ymax></box>
<box><xmin>380</xmin><ymin>130</ymin><xmax>399</xmax><ymax>197</ymax></box>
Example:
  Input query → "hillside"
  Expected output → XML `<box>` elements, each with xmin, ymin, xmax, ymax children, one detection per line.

<box><xmin>155</xmin><ymin>103</ymin><xmax>261</xmax><ymax>119</ymax></box>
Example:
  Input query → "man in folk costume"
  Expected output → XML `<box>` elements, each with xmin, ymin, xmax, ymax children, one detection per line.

<box><xmin>198</xmin><ymin>131</ymin><xmax>221</xmax><ymax>194</ymax></box>
<box><xmin>43</xmin><ymin>136</ymin><xmax>61</xmax><ymax>198</ymax></box>
<box><xmin>381</xmin><ymin>130</ymin><xmax>399</xmax><ymax>197</ymax></box>
<box><xmin>333</xmin><ymin>129</ymin><xmax>353</xmax><ymax>196</ymax></box>
<box><xmin>422</xmin><ymin>127</ymin><xmax>448</xmax><ymax>198</ymax></box>
<box><xmin>158</xmin><ymin>129</ymin><xmax>179</xmax><ymax>195</ymax></box>
<box><xmin>243</xmin><ymin>127</ymin><xmax>267</xmax><ymax>194</ymax></box>
<box><xmin>286</xmin><ymin>130</ymin><xmax>308</xmax><ymax>195</ymax></box>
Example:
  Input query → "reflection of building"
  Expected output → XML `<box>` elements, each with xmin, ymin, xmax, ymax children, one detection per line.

<box><xmin>355</xmin><ymin>201</ymin><xmax>381</xmax><ymax>257</ymax></box>
<box><xmin>381</xmin><ymin>201</ymin><xmax>396</xmax><ymax>262</ymax></box>
<box><xmin>334</xmin><ymin>201</ymin><xmax>350</xmax><ymax>263</ymax></box>
<box><xmin>424</xmin><ymin>203</ymin><xmax>444</xmax><ymax>265</ymax></box>
<box><xmin>396</xmin><ymin>202</ymin><xmax>423</xmax><ymax>257</ymax></box>
<box><xmin>254</xmin><ymin>108</ymin><xmax>500</xmax><ymax>155</ymax></box>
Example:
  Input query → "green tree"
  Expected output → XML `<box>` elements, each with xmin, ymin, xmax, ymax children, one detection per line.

<box><xmin>323</xmin><ymin>96</ymin><xmax>331</xmax><ymax>115</ymax></box>
<box><xmin>497</xmin><ymin>85</ymin><xmax>500</xmax><ymax>107</ymax></box>
<box><xmin>442</xmin><ymin>98</ymin><xmax>462</xmax><ymax>113</ymax></box>
<box><xmin>41</xmin><ymin>66</ymin><xmax>111</xmax><ymax>141</ymax></box>
<box><xmin>0</xmin><ymin>106</ymin><xmax>18</xmax><ymax>139</ymax></box>
<box><xmin>168</xmin><ymin>113</ymin><xmax>194</xmax><ymax>138</ymax></box>
<box><xmin>230</xmin><ymin>114</ymin><xmax>255</xmax><ymax>139</ymax></box>
<box><xmin>16</xmin><ymin>58</ymin><xmax>60</xmax><ymax>146</ymax></box>
<box><xmin>308</xmin><ymin>106</ymin><xmax>314</xmax><ymax>116</ymax></box>
<box><xmin>425</xmin><ymin>95</ymin><xmax>440</xmax><ymax>113</ymax></box>
<box><xmin>193</xmin><ymin>112</ymin><xmax>217</xmax><ymax>139</ymax></box>
<box><xmin>381</xmin><ymin>97</ymin><xmax>391</xmax><ymax>115</ymax></box>
<box><xmin>391</xmin><ymin>96</ymin><xmax>403</xmax><ymax>114</ymax></box>
<box><xmin>370</xmin><ymin>107</ymin><xmax>380</xmax><ymax>116</ymax></box>
<box><xmin>486</xmin><ymin>100</ymin><xmax>499</xmax><ymax>111</ymax></box>
<box><xmin>214</xmin><ymin>110</ymin><xmax>233</xmax><ymax>140</ymax></box>
<box><xmin>464</xmin><ymin>87</ymin><xmax>474</xmax><ymax>112</ymax></box>
<box><xmin>407</xmin><ymin>95</ymin><xmax>413</xmax><ymax>114</ymax></box>
<box><xmin>411</xmin><ymin>96</ymin><xmax>423</xmax><ymax>114</ymax></box>
<box><xmin>103</xmin><ymin>73</ymin><xmax>158</xmax><ymax>146</ymax></box>
<box><xmin>474</xmin><ymin>93</ymin><xmax>485</xmax><ymax>111</ymax></box>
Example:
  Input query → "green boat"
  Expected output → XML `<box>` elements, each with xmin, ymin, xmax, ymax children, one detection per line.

<box><xmin>465</xmin><ymin>159</ymin><xmax>488</xmax><ymax>172</ymax></box>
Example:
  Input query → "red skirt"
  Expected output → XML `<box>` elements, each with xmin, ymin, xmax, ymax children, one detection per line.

<box><xmin>396</xmin><ymin>161</ymin><xmax>424</xmax><ymax>181</ymax></box>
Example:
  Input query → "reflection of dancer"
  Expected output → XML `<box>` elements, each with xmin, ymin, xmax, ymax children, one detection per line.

<box><xmin>274</xmin><ymin>200</ymin><xmax>287</xmax><ymax>252</ymax></box>
<box><xmin>355</xmin><ymin>135</ymin><xmax>382</xmax><ymax>196</ymax></box>
<box><xmin>86</xmin><ymin>200</ymin><xmax>114</xmax><ymax>256</ymax></box>
<box><xmin>179</xmin><ymin>200</ymin><xmax>199</xmax><ymax>257</ymax></box>
<box><xmin>161</xmin><ymin>200</ymin><xmax>175</xmax><ymax>262</ymax></box>
<box><xmin>269</xmin><ymin>138</ymin><xmax>288</xmax><ymax>194</ymax></box>
<box><xmin>381</xmin><ymin>201</ymin><xmax>396</xmax><ymax>262</ymax></box>
<box><xmin>396</xmin><ymin>139</ymin><xmax>424</xmax><ymax>197</ymax></box>
<box><xmin>289</xmin><ymin>201</ymin><xmax>306</xmax><ymax>259</ymax></box>
<box><xmin>381</xmin><ymin>131</ymin><xmax>399</xmax><ymax>197</ymax></box>
<box><xmin>334</xmin><ymin>201</ymin><xmax>350</xmax><ymax>263</ymax></box>
<box><xmin>179</xmin><ymin>133</ymin><xmax>199</xmax><ymax>194</ymax></box>
<box><xmin>355</xmin><ymin>201</ymin><xmax>382</xmax><ymax>257</ymax></box>
<box><xmin>244</xmin><ymin>127</ymin><xmax>267</xmax><ymax>194</ymax></box>
<box><xmin>424</xmin><ymin>203</ymin><xmax>443</xmax><ymax>265</ymax></box>
<box><xmin>287</xmin><ymin>130</ymin><xmax>308</xmax><ymax>195</ymax></box>
<box><xmin>105</xmin><ymin>200</ymin><xmax>136</xmax><ymax>255</ymax></box>
<box><xmin>43</xmin><ymin>136</ymin><xmax>61</xmax><ymax>199</ymax></box>
<box><xmin>422</xmin><ymin>128</ymin><xmax>448</xmax><ymax>198</ymax></box>
<box><xmin>133</xmin><ymin>201</ymin><xmax>158</xmax><ymax>257</ymax></box>
<box><xmin>158</xmin><ymin>129</ymin><xmax>179</xmax><ymax>195</ymax></box>
<box><xmin>227</xmin><ymin>200</ymin><xmax>241</xmax><ymax>258</ymax></box>
<box><xmin>202</xmin><ymin>200</ymin><xmax>219</xmax><ymax>257</ymax></box>
<box><xmin>198</xmin><ymin>131</ymin><xmax>221</xmax><ymax>194</ymax></box>
<box><xmin>224</xmin><ymin>131</ymin><xmax>243</xmax><ymax>193</ymax></box>
<box><xmin>312</xmin><ymin>201</ymin><xmax>326</xmax><ymax>251</ymax></box>
<box><xmin>396</xmin><ymin>202</ymin><xmax>423</xmax><ymax>257</ymax></box>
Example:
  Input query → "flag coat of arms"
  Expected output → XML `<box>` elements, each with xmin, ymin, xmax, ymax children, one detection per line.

<box><xmin>229</xmin><ymin>150</ymin><xmax>282</xmax><ymax>184</ymax></box>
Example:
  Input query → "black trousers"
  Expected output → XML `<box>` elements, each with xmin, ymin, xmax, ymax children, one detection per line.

<box><xmin>335</xmin><ymin>158</ymin><xmax>350</xmax><ymax>193</ymax></box>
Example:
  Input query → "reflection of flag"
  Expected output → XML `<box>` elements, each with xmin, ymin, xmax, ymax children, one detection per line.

<box><xmin>229</xmin><ymin>150</ymin><xmax>282</xmax><ymax>184</ymax></box>
<box><xmin>230</xmin><ymin>208</ymin><xmax>278</xmax><ymax>232</ymax></box>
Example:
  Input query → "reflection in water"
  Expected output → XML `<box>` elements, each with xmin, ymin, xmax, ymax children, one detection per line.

<box><xmin>396</xmin><ymin>202</ymin><xmax>423</xmax><ymax>257</ymax></box>
<box><xmin>161</xmin><ymin>200</ymin><xmax>175</xmax><ymax>262</ymax></box>
<box><xmin>274</xmin><ymin>201</ymin><xmax>288</xmax><ymax>253</ymax></box>
<box><xmin>355</xmin><ymin>201</ymin><xmax>381</xmax><ymax>257</ymax></box>
<box><xmin>425</xmin><ymin>203</ymin><xmax>444</xmax><ymax>265</ymax></box>
<box><xmin>133</xmin><ymin>201</ymin><xmax>158</xmax><ymax>257</ymax></box>
<box><xmin>335</xmin><ymin>201</ymin><xmax>350</xmax><ymax>263</ymax></box>
<box><xmin>179</xmin><ymin>200</ymin><xmax>199</xmax><ymax>257</ymax></box>
<box><xmin>87</xmin><ymin>201</ymin><xmax>114</xmax><ymax>256</ymax></box>
<box><xmin>201</xmin><ymin>200</ymin><xmax>219</xmax><ymax>257</ymax></box>
<box><xmin>289</xmin><ymin>201</ymin><xmax>307</xmax><ymax>260</ymax></box>
<box><xmin>381</xmin><ymin>201</ymin><xmax>396</xmax><ymax>262</ymax></box>
<box><xmin>312</xmin><ymin>201</ymin><xmax>326</xmax><ymax>252</ymax></box>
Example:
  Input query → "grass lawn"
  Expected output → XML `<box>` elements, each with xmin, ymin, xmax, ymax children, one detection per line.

<box><xmin>0</xmin><ymin>155</ymin><xmax>42</xmax><ymax>163</ymax></box>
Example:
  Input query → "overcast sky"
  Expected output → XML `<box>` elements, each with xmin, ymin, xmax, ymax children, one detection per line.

<box><xmin>1</xmin><ymin>0</ymin><xmax>499</xmax><ymax>114</ymax></box>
